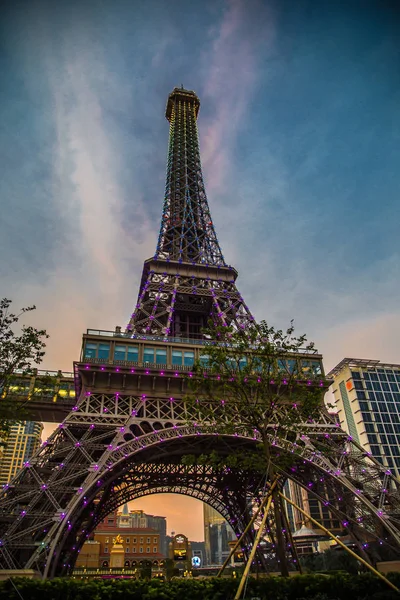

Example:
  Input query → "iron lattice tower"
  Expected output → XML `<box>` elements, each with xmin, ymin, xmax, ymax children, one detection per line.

<box><xmin>126</xmin><ymin>87</ymin><xmax>254</xmax><ymax>339</ymax></box>
<box><xmin>1</xmin><ymin>88</ymin><xmax>400</xmax><ymax>577</ymax></box>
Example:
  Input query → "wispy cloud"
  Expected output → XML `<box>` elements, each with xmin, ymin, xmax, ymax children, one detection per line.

<box><xmin>200</xmin><ymin>0</ymin><xmax>275</xmax><ymax>196</ymax></box>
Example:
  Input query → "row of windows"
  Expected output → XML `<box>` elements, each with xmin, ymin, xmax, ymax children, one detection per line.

<box><xmin>84</xmin><ymin>342</ymin><xmax>323</xmax><ymax>374</ymax></box>
<box><xmin>354</xmin><ymin>379</ymin><xmax>400</xmax><ymax>393</ymax></box>
<box><xmin>104</xmin><ymin>536</ymin><xmax>157</xmax><ymax>544</ymax></box>
<box><xmin>364</xmin><ymin>422</ymin><xmax>400</xmax><ymax>434</ymax></box>
<box><xmin>357</xmin><ymin>391</ymin><xmax>400</xmax><ymax>404</ymax></box>
<box><xmin>352</xmin><ymin>370</ymin><xmax>400</xmax><ymax>384</ymax></box>
<box><xmin>100</xmin><ymin>560</ymin><xmax>160</xmax><ymax>568</ymax></box>
<box><xmin>84</xmin><ymin>343</ymin><xmax>195</xmax><ymax>366</ymax></box>
<box><xmin>359</xmin><ymin>400</ymin><xmax>400</xmax><ymax>413</ymax></box>
<box><xmin>103</xmin><ymin>546</ymin><xmax>156</xmax><ymax>554</ymax></box>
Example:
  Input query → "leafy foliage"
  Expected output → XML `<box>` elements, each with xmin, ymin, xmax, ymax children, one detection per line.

<box><xmin>0</xmin><ymin>573</ymin><xmax>399</xmax><ymax>600</ymax></box>
<box><xmin>0</xmin><ymin>298</ymin><xmax>49</xmax><ymax>434</ymax></box>
<box><xmin>184</xmin><ymin>320</ymin><xmax>325</xmax><ymax>473</ymax></box>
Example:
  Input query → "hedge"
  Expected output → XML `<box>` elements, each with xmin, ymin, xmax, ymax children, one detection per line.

<box><xmin>1</xmin><ymin>572</ymin><xmax>400</xmax><ymax>600</ymax></box>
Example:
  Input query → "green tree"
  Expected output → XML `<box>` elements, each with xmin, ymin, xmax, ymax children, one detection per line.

<box><xmin>0</xmin><ymin>298</ymin><xmax>49</xmax><ymax>435</ymax></box>
<box><xmin>184</xmin><ymin>320</ymin><xmax>326</xmax><ymax>576</ymax></box>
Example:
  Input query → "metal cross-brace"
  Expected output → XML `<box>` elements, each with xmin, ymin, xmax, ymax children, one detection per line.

<box><xmin>1</xmin><ymin>87</ymin><xmax>400</xmax><ymax>579</ymax></box>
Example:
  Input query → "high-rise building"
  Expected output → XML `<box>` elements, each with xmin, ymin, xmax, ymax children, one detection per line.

<box><xmin>0</xmin><ymin>421</ymin><xmax>43</xmax><ymax>485</ymax></box>
<box><xmin>203</xmin><ymin>504</ymin><xmax>234</xmax><ymax>565</ymax></box>
<box><xmin>328</xmin><ymin>358</ymin><xmax>400</xmax><ymax>475</ymax></box>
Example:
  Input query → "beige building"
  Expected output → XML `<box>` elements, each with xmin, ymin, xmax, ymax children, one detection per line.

<box><xmin>75</xmin><ymin>506</ymin><xmax>164</xmax><ymax>569</ymax></box>
<box><xmin>328</xmin><ymin>358</ymin><xmax>400</xmax><ymax>476</ymax></box>
<box><xmin>0</xmin><ymin>421</ymin><xmax>43</xmax><ymax>485</ymax></box>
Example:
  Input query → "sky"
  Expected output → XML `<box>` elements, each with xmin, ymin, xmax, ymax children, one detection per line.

<box><xmin>1</xmin><ymin>0</ymin><xmax>399</xmax><ymax>541</ymax></box>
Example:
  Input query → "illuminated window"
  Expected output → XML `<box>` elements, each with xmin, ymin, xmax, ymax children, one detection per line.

<box><xmin>302</xmin><ymin>360</ymin><xmax>322</xmax><ymax>376</ymax></box>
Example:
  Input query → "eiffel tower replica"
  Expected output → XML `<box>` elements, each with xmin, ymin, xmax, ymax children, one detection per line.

<box><xmin>1</xmin><ymin>87</ymin><xmax>400</xmax><ymax>578</ymax></box>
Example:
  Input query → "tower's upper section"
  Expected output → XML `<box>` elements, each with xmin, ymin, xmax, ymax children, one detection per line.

<box><xmin>165</xmin><ymin>87</ymin><xmax>200</xmax><ymax>121</ymax></box>
<box><xmin>155</xmin><ymin>87</ymin><xmax>226</xmax><ymax>266</ymax></box>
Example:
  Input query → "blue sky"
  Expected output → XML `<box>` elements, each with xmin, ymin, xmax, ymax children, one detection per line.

<box><xmin>1</xmin><ymin>0</ymin><xmax>399</xmax><ymax>538</ymax></box>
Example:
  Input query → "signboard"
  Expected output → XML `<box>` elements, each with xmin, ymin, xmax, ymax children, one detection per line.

<box><xmin>191</xmin><ymin>556</ymin><xmax>201</xmax><ymax>568</ymax></box>
<box><xmin>174</xmin><ymin>549</ymin><xmax>187</xmax><ymax>561</ymax></box>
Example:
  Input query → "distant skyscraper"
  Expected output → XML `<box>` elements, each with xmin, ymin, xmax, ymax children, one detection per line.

<box><xmin>203</xmin><ymin>504</ymin><xmax>234</xmax><ymax>565</ymax></box>
<box><xmin>328</xmin><ymin>358</ymin><xmax>400</xmax><ymax>475</ymax></box>
<box><xmin>0</xmin><ymin>421</ymin><xmax>43</xmax><ymax>485</ymax></box>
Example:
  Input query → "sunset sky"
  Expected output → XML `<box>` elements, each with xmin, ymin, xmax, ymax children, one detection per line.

<box><xmin>1</xmin><ymin>0</ymin><xmax>399</xmax><ymax>540</ymax></box>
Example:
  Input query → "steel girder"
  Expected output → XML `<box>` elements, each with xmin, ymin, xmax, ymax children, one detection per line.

<box><xmin>1</xmin><ymin>389</ymin><xmax>400</xmax><ymax>576</ymax></box>
<box><xmin>157</xmin><ymin>88</ymin><xmax>224</xmax><ymax>266</ymax></box>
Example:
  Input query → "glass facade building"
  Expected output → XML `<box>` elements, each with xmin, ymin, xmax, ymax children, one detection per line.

<box><xmin>203</xmin><ymin>504</ymin><xmax>235</xmax><ymax>565</ymax></box>
<box><xmin>328</xmin><ymin>358</ymin><xmax>400</xmax><ymax>475</ymax></box>
<box><xmin>0</xmin><ymin>421</ymin><xmax>43</xmax><ymax>485</ymax></box>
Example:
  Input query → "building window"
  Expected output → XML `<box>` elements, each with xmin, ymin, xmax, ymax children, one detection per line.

<box><xmin>156</xmin><ymin>348</ymin><xmax>167</xmax><ymax>364</ymax></box>
<box><xmin>133</xmin><ymin>537</ymin><xmax>137</xmax><ymax>543</ymax></box>
<box><xmin>140</xmin><ymin>537</ymin><xmax>143</xmax><ymax>544</ymax></box>
<box><xmin>301</xmin><ymin>360</ymin><xmax>322</xmax><ymax>376</ymax></box>
<box><xmin>126</xmin><ymin>547</ymin><xmax>130</xmax><ymax>554</ymax></box>
<box><xmin>146</xmin><ymin>547</ymin><xmax>150</xmax><ymax>553</ymax></box>
<box><xmin>153</xmin><ymin>546</ymin><xmax>157</xmax><ymax>553</ymax></box>
<box><xmin>114</xmin><ymin>345</ymin><xmax>139</xmax><ymax>362</ymax></box>
<box><xmin>104</xmin><ymin>547</ymin><xmax>108</xmax><ymax>553</ymax></box>
<box><xmin>147</xmin><ymin>537</ymin><xmax>150</xmax><ymax>543</ymax></box>
<box><xmin>351</xmin><ymin>371</ymin><xmax>361</xmax><ymax>380</ymax></box>
<box><xmin>126</xmin><ymin>538</ymin><xmax>130</xmax><ymax>543</ymax></box>
<box><xmin>133</xmin><ymin>547</ymin><xmax>136</xmax><ymax>553</ymax></box>
<box><xmin>153</xmin><ymin>537</ymin><xmax>157</xmax><ymax>544</ymax></box>
<box><xmin>105</xmin><ymin>537</ymin><xmax>109</xmax><ymax>543</ymax></box>
<box><xmin>199</xmin><ymin>354</ymin><xmax>209</xmax><ymax>367</ymax></box>
<box><xmin>143</xmin><ymin>347</ymin><xmax>155</xmax><ymax>363</ymax></box>
<box><xmin>140</xmin><ymin>547</ymin><xmax>143</xmax><ymax>553</ymax></box>
<box><xmin>84</xmin><ymin>342</ymin><xmax>97</xmax><ymax>359</ymax></box>
<box><xmin>172</xmin><ymin>350</ymin><xmax>182</xmax><ymax>365</ymax></box>
<box><xmin>84</xmin><ymin>342</ymin><xmax>110</xmax><ymax>360</ymax></box>
<box><xmin>184</xmin><ymin>351</ymin><xmax>194</xmax><ymax>366</ymax></box>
